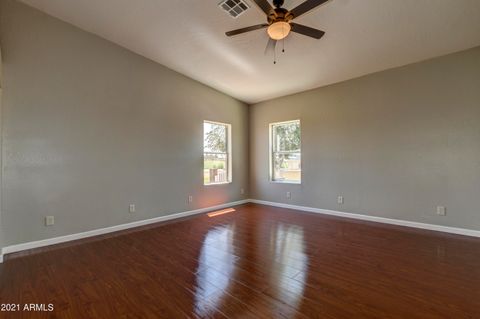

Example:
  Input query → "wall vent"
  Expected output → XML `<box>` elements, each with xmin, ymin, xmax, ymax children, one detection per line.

<box><xmin>219</xmin><ymin>0</ymin><xmax>250</xmax><ymax>18</ymax></box>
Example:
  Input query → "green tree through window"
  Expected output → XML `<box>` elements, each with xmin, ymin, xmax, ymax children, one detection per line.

<box><xmin>271</xmin><ymin>120</ymin><xmax>301</xmax><ymax>183</ymax></box>
<box><xmin>204</xmin><ymin>121</ymin><xmax>231</xmax><ymax>185</ymax></box>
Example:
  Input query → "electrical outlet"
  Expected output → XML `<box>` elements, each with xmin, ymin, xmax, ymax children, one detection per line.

<box><xmin>188</xmin><ymin>195</ymin><xmax>193</xmax><ymax>203</ymax></box>
<box><xmin>129</xmin><ymin>204</ymin><xmax>136</xmax><ymax>213</ymax></box>
<box><xmin>286</xmin><ymin>191</ymin><xmax>291</xmax><ymax>199</ymax></box>
<box><xmin>45</xmin><ymin>216</ymin><xmax>55</xmax><ymax>226</ymax></box>
<box><xmin>240</xmin><ymin>188</ymin><xmax>245</xmax><ymax>195</ymax></box>
<box><xmin>337</xmin><ymin>196</ymin><xmax>344</xmax><ymax>204</ymax></box>
<box><xmin>436</xmin><ymin>206</ymin><xmax>446</xmax><ymax>216</ymax></box>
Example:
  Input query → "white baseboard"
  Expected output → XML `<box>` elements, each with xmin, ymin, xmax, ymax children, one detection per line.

<box><xmin>250</xmin><ymin>199</ymin><xmax>480</xmax><ymax>238</ymax></box>
<box><xmin>2</xmin><ymin>198</ymin><xmax>479</xmax><ymax>263</ymax></box>
<box><xmin>0</xmin><ymin>199</ymin><xmax>249</xmax><ymax>262</ymax></box>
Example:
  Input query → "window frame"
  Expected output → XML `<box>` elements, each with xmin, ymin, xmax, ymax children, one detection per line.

<box><xmin>203</xmin><ymin>120</ymin><xmax>232</xmax><ymax>186</ymax></box>
<box><xmin>269</xmin><ymin>119</ymin><xmax>301</xmax><ymax>184</ymax></box>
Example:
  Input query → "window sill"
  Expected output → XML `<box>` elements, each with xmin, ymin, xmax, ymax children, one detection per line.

<box><xmin>204</xmin><ymin>182</ymin><xmax>232</xmax><ymax>186</ymax></box>
<box><xmin>270</xmin><ymin>180</ymin><xmax>301</xmax><ymax>185</ymax></box>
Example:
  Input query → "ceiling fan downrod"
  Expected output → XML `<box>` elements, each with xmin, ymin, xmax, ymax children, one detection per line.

<box><xmin>272</xmin><ymin>0</ymin><xmax>284</xmax><ymax>8</ymax></box>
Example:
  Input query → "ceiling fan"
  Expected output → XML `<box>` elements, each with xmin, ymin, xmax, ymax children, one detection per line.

<box><xmin>225</xmin><ymin>0</ymin><xmax>329</xmax><ymax>59</ymax></box>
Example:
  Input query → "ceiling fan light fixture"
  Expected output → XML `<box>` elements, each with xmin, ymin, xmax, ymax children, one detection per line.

<box><xmin>267</xmin><ymin>21</ymin><xmax>291</xmax><ymax>40</ymax></box>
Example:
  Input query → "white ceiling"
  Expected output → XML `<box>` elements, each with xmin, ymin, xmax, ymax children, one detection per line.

<box><xmin>21</xmin><ymin>0</ymin><xmax>480</xmax><ymax>103</ymax></box>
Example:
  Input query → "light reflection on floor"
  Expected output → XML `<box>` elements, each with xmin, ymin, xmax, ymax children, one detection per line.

<box><xmin>194</xmin><ymin>224</ymin><xmax>237</xmax><ymax>316</ymax></box>
<box><xmin>194</xmin><ymin>220</ymin><xmax>308</xmax><ymax>316</ymax></box>
<box><xmin>270</xmin><ymin>223</ymin><xmax>308</xmax><ymax>308</ymax></box>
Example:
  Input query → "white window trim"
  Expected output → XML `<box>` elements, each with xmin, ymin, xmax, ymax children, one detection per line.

<box><xmin>269</xmin><ymin>119</ymin><xmax>301</xmax><ymax>184</ymax></box>
<box><xmin>204</xmin><ymin>120</ymin><xmax>232</xmax><ymax>186</ymax></box>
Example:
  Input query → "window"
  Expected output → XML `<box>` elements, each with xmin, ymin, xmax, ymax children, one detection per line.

<box><xmin>204</xmin><ymin>121</ymin><xmax>232</xmax><ymax>185</ymax></box>
<box><xmin>270</xmin><ymin>120</ymin><xmax>301</xmax><ymax>183</ymax></box>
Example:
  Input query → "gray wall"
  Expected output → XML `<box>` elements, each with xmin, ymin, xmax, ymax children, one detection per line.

<box><xmin>0</xmin><ymin>0</ymin><xmax>249</xmax><ymax>246</ymax></box>
<box><xmin>250</xmin><ymin>46</ymin><xmax>480</xmax><ymax>230</ymax></box>
<box><xmin>1</xmin><ymin>0</ymin><xmax>479</xmax><ymax>250</ymax></box>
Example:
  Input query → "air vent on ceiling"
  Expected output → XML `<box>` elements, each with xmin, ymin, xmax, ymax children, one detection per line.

<box><xmin>219</xmin><ymin>0</ymin><xmax>250</xmax><ymax>18</ymax></box>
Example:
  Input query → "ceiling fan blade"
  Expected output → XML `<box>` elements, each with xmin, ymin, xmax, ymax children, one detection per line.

<box><xmin>290</xmin><ymin>0</ymin><xmax>329</xmax><ymax>19</ymax></box>
<box><xmin>251</xmin><ymin>0</ymin><xmax>273</xmax><ymax>15</ymax></box>
<box><xmin>290</xmin><ymin>23</ymin><xmax>325</xmax><ymax>39</ymax></box>
<box><xmin>225</xmin><ymin>24</ymin><xmax>268</xmax><ymax>37</ymax></box>
<box><xmin>264</xmin><ymin>38</ymin><xmax>277</xmax><ymax>55</ymax></box>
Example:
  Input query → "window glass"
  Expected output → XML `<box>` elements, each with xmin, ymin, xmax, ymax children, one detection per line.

<box><xmin>204</xmin><ymin>121</ymin><xmax>231</xmax><ymax>185</ymax></box>
<box><xmin>271</xmin><ymin>120</ymin><xmax>301</xmax><ymax>183</ymax></box>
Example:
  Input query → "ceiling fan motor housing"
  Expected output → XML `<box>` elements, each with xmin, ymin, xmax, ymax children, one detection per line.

<box><xmin>268</xmin><ymin>7</ymin><xmax>293</xmax><ymax>25</ymax></box>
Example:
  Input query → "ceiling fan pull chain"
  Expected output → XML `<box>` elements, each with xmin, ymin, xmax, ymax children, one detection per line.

<box><xmin>282</xmin><ymin>38</ymin><xmax>285</xmax><ymax>53</ymax></box>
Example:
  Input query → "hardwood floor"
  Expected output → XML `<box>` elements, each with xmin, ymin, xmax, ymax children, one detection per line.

<box><xmin>1</xmin><ymin>203</ymin><xmax>479</xmax><ymax>318</ymax></box>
